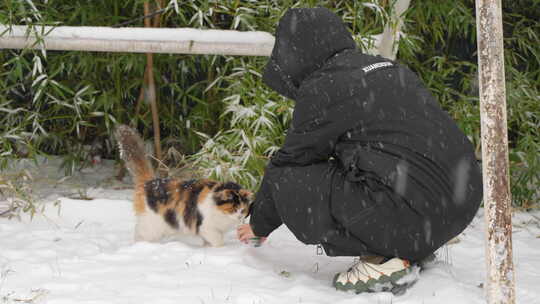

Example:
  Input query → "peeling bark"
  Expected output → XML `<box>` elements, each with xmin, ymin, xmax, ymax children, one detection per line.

<box><xmin>475</xmin><ymin>0</ymin><xmax>516</xmax><ymax>303</ymax></box>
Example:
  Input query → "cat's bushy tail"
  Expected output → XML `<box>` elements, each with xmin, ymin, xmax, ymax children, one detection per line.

<box><xmin>114</xmin><ymin>125</ymin><xmax>155</xmax><ymax>185</ymax></box>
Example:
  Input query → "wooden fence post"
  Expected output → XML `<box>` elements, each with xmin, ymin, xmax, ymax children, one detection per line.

<box><xmin>475</xmin><ymin>0</ymin><xmax>516</xmax><ymax>303</ymax></box>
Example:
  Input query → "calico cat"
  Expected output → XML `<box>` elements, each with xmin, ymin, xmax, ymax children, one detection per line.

<box><xmin>114</xmin><ymin>125</ymin><xmax>252</xmax><ymax>247</ymax></box>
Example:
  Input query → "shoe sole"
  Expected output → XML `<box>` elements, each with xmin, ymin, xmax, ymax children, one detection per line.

<box><xmin>333</xmin><ymin>265</ymin><xmax>419</xmax><ymax>295</ymax></box>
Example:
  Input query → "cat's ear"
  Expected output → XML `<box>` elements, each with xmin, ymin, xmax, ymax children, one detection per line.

<box><xmin>238</xmin><ymin>189</ymin><xmax>254</xmax><ymax>202</ymax></box>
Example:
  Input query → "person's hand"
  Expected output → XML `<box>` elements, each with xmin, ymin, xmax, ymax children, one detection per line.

<box><xmin>237</xmin><ymin>224</ymin><xmax>267</xmax><ymax>245</ymax></box>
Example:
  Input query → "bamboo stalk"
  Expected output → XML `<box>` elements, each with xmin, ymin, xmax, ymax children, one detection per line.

<box><xmin>143</xmin><ymin>1</ymin><xmax>163</xmax><ymax>170</ymax></box>
<box><xmin>153</xmin><ymin>0</ymin><xmax>165</xmax><ymax>27</ymax></box>
<box><xmin>133</xmin><ymin>70</ymin><xmax>149</xmax><ymax>128</ymax></box>
<box><xmin>133</xmin><ymin>0</ymin><xmax>164</xmax><ymax>128</ymax></box>
<box><xmin>377</xmin><ymin>0</ymin><xmax>411</xmax><ymax>60</ymax></box>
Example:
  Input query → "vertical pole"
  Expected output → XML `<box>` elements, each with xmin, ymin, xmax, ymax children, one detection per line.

<box><xmin>143</xmin><ymin>1</ymin><xmax>163</xmax><ymax>168</ymax></box>
<box><xmin>475</xmin><ymin>1</ymin><xmax>515</xmax><ymax>303</ymax></box>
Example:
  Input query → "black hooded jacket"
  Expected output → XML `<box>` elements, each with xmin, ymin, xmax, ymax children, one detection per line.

<box><xmin>249</xmin><ymin>8</ymin><xmax>483</xmax><ymax>262</ymax></box>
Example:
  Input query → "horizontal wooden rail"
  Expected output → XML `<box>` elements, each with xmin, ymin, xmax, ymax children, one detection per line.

<box><xmin>0</xmin><ymin>0</ymin><xmax>412</xmax><ymax>59</ymax></box>
<box><xmin>0</xmin><ymin>25</ymin><xmax>275</xmax><ymax>56</ymax></box>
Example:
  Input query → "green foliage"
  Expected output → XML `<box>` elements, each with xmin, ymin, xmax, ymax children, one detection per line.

<box><xmin>190</xmin><ymin>58</ymin><xmax>293</xmax><ymax>187</ymax></box>
<box><xmin>0</xmin><ymin>0</ymin><xmax>538</xmax><ymax>206</ymax></box>
<box><xmin>399</xmin><ymin>0</ymin><xmax>540</xmax><ymax>207</ymax></box>
<box><xmin>0</xmin><ymin>170</ymin><xmax>41</xmax><ymax>219</ymax></box>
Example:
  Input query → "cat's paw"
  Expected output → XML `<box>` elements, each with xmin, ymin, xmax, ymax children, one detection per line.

<box><xmin>203</xmin><ymin>239</ymin><xmax>225</xmax><ymax>247</ymax></box>
<box><xmin>200</xmin><ymin>228</ymin><xmax>225</xmax><ymax>247</ymax></box>
<box><xmin>203</xmin><ymin>240</ymin><xmax>225</xmax><ymax>247</ymax></box>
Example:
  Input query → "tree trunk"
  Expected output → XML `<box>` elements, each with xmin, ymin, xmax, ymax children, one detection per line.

<box><xmin>475</xmin><ymin>0</ymin><xmax>516</xmax><ymax>303</ymax></box>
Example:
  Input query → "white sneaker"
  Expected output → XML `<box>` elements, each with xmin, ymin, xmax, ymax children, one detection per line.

<box><xmin>333</xmin><ymin>257</ymin><xmax>419</xmax><ymax>295</ymax></box>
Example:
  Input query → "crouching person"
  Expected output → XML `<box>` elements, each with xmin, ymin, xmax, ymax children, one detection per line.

<box><xmin>237</xmin><ymin>7</ymin><xmax>482</xmax><ymax>295</ymax></box>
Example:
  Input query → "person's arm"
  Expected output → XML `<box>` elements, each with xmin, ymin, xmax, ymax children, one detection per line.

<box><xmin>271</xmin><ymin>120</ymin><xmax>338</xmax><ymax>167</ymax></box>
<box><xmin>248</xmin><ymin>165</ymin><xmax>283</xmax><ymax>237</ymax></box>
<box><xmin>271</xmin><ymin>99</ymin><xmax>364</xmax><ymax>167</ymax></box>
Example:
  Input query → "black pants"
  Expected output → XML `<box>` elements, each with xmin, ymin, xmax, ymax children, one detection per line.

<box><xmin>331</xmin><ymin>165</ymin><xmax>481</xmax><ymax>261</ymax></box>
<box><xmin>273</xmin><ymin>161</ymin><xmax>481</xmax><ymax>262</ymax></box>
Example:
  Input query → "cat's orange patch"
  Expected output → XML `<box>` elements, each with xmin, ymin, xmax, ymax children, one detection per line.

<box><xmin>217</xmin><ymin>202</ymin><xmax>236</xmax><ymax>214</ymax></box>
<box><xmin>173</xmin><ymin>180</ymin><xmax>189</xmax><ymax>217</ymax></box>
<box><xmin>197</xmin><ymin>185</ymin><xmax>212</xmax><ymax>204</ymax></box>
<box><xmin>154</xmin><ymin>181</ymin><xmax>180</xmax><ymax>216</ymax></box>
<box><xmin>133</xmin><ymin>183</ymin><xmax>147</xmax><ymax>215</ymax></box>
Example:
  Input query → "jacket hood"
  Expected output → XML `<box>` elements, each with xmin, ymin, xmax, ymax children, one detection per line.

<box><xmin>262</xmin><ymin>7</ymin><xmax>356</xmax><ymax>99</ymax></box>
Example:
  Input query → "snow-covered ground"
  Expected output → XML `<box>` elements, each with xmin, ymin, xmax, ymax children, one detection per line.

<box><xmin>1</xmin><ymin>158</ymin><xmax>539</xmax><ymax>304</ymax></box>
